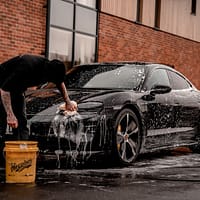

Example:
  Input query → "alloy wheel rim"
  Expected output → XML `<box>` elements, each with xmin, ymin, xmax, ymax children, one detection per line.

<box><xmin>116</xmin><ymin>113</ymin><xmax>139</xmax><ymax>163</ymax></box>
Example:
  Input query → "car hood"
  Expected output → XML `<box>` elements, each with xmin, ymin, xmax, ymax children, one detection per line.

<box><xmin>26</xmin><ymin>88</ymin><xmax>130</xmax><ymax>120</ymax></box>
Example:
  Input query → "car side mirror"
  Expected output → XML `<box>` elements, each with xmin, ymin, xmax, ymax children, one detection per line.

<box><xmin>150</xmin><ymin>85</ymin><xmax>172</xmax><ymax>96</ymax></box>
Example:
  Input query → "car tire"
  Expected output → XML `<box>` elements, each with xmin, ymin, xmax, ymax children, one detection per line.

<box><xmin>112</xmin><ymin>108</ymin><xmax>141</xmax><ymax>166</ymax></box>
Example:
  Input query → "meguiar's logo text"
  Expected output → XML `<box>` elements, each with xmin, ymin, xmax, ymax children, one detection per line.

<box><xmin>10</xmin><ymin>159</ymin><xmax>32</xmax><ymax>172</ymax></box>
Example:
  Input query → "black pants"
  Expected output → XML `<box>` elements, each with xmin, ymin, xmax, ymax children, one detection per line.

<box><xmin>0</xmin><ymin>92</ymin><xmax>29</xmax><ymax>142</ymax></box>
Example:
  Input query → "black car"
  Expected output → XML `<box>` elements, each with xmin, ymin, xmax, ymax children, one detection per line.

<box><xmin>26</xmin><ymin>62</ymin><xmax>200</xmax><ymax>168</ymax></box>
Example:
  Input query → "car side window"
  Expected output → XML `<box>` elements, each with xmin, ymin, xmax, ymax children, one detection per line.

<box><xmin>145</xmin><ymin>69</ymin><xmax>170</xmax><ymax>91</ymax></box>
<box><xmin>167</xmin><ymin>70</ymin><xmax>191</xmax><ymax>90</ymax></box>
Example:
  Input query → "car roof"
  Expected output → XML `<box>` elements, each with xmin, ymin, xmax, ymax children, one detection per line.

<box><xmin>74</xmin><ymin>61</ymin><xmax>147</xmax><ymax>66</ymax></box>
<box><xmin>71</xmin><ymin>61</ymin><xmax>190</xmax><ymax>83</ymax></box>
<box><xmin>73</xmin><ymin>61</ymin><xmax>173</xmax><ymax>67</ymax></box>
<box><xmin>71</xmin><ymin>61</ymin><xmax>175</xmax><ymax>73</ymax></box>
<box><xmin>67</xmin><ymin>61</ymin><xmax>196</xmax><ymax>90</ymax></box>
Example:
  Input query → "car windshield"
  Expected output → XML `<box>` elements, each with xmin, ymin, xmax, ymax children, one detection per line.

<box><xmin>65</xmin><ymin>64</ymin><xmax>145</xmax><ymax>90</ymax></box>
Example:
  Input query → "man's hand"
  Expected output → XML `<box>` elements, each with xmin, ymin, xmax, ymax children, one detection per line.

<box><xmin>59</xmin><ymin>101</ymin><xmax>77</xmax><ymax>111</ymax></box>
<box><xmin>7</xmin><ymin>114</ymin><xmax>18</xmax><ymax>128</ymax></box>
<box><xmin>0</xmin><ymin>89</ymin><xmax>18</xmax><ymax>128</ymax></box>
<box><xmin>65</xmin><ymin>100</ymin><xmax>77</xmax><ymax>111</ymax></box>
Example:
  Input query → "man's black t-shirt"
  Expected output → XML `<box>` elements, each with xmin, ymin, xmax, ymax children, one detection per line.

<box><xmin>0</xmin><ymin>55</ymin><xmax>55</xmax><ymax>93</ymax></box>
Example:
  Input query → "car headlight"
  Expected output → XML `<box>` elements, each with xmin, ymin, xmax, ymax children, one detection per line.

<box><xmin>78</xmin><ymin>101</ymin><xmax>103</xmax><ymax>111</ymax></box>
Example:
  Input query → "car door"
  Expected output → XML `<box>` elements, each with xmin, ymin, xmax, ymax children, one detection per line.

<box><xmin>142</xmin><ymin>68</ymin><xmax>176</xmax><ymax>149</ymax></box>
<box><xmin>167</xmin><ymin>70</ymin><xmax>200</xmax><ymax>144</ymax></box>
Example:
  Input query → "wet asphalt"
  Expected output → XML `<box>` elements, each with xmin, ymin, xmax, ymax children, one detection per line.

<box><xmin>1</xmin><ymin>148</ymin><xmax>200</xmax><ymax>200</ymax></box>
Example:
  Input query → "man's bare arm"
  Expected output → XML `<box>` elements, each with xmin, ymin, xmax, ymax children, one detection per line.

<box><xmin>0</xmin><ymin>89</ymin><xmax>18</xmax><ymax>128</ymax></box>
<box><xmin>56</xmin><ymin>82</ymin><xmax>77</xmax><ymax>111</ymax></box>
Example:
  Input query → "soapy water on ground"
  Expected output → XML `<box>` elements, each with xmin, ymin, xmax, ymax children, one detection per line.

<box><xmin>1</xmin><ymin>135</ymin><xmax>200</xmax><ymax>186</ymax></box>
<box><xmin>1</xmin><ymin>151</ymin><xmax>200</xmax><ymax>200</ymax></box>
<box><xmin>34</xmin><ymin>150</ymin><xmax>200</xmax><ymax>185</ymax></box>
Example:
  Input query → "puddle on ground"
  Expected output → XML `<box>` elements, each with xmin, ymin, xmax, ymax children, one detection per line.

<box><xmin>1</xmin><ymin>150</ymin><xmax>200</xmax><ymax>188</ymax></box>
<box><xmin>34</xmin><ymin>151</ymin><xmax>200</xmax><ymax>186</ymax></box>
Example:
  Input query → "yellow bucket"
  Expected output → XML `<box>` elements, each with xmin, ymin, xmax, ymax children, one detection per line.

<box><xmin>4</xmin><ymin>141</ymin><xmax>39</xmax><ymax>183</ymax></box>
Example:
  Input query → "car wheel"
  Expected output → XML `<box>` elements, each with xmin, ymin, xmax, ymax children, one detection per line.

<box><xmin>113</xmin><ymin>108</ymin><xmax>141</xmax><ymax>165</ymax></box>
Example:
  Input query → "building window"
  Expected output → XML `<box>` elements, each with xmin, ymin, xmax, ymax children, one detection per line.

<box><xmin>75</xmin><ymin>33</ymin><xmax>95</xmax><ymax>65</ymax></box>
<box><xmin>136</xmin><ymin>0</ymin><xmax>143</xmax><ymax>23</ymax></box>
<box><xmin>76</xmin><ymin>5</ymin><xmax>97</xmax><ymax>35</ymax></box>
<box><xmin>191</xmin><ymin>0</ymin><xmax>196</xmax><ymax>15</ymax></box>
<box><xmin>47</xmin><ymin>0</ymin><xmax>98</xmax><ymax>70</ymax></box>
<box><xmin>77</xmin><ymin>0</ymin><xmax>96</xmax><ymax>8</ymax></box>
<box><xmin>155</xmin><ymin>0</ymin><xmax>161</xmax><ymax>28</ymax></box>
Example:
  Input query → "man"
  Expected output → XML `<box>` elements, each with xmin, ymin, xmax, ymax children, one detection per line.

<box><xmin>0</xmin><ymin>54</ymin><xmax>77</xmax><ymax>141</ymax></box>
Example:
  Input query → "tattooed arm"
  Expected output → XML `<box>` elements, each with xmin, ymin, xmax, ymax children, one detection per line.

<box><xmin>0</xmin><ymin>89</ymin><xmax>18</xmax><ymax>128</ymax></box>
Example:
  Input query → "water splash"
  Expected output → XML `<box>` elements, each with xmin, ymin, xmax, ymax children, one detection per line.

<box><xmin>50</xmin><ymin>110</ymin><xmax>99</xmax><ymax>168</ymax></box>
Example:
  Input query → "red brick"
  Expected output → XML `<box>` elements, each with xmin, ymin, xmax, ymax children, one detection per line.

<box><xmin>0</xmin><ymin>0</ymin><xmax>47</xmax><ymax>62</ymax></box>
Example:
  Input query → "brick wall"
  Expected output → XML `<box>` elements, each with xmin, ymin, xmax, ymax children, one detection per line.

<box><xmin>0</xmin><ymin>0</ymin><xmax>47</xmax><ymax>63</ymax></box>
<box><xmin>98</xmin><ymin>13</ymin><xmax>200</xmax><ymax>89</ymax></box>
